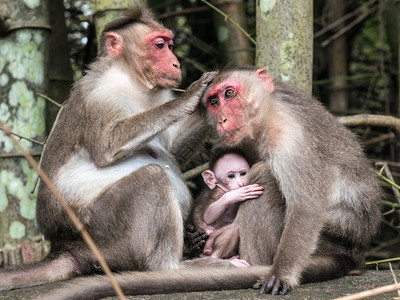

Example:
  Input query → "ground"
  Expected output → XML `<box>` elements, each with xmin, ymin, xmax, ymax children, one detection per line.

<box><xmin>0</xmin><ymin>270</ymin><xmax>399</xmax><ymax>299</ymax></box>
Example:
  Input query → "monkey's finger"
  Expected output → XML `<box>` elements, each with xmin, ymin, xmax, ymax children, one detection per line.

<box><xmin>186</xmin><ymin>230</ymin><xmax>205</xmax><ymax>240</ymax></box>
<box><xmin>279</xmin><ymin>282</ymin><xmax>290</xmax><ymax>295</ymax></box>
<box><xmin>186</xmin><ymin>224</ymin><xmax>195</xmax><ymax>232</ymax></box>
<box><xmin>190</xmin><ymin>234</ymin><xmax>208</xmax><ymax>247</ymax></box>
<box><xmin>191</xmin><ymin>240</ymin><xmax>206</xmax><ymax>252</ymax></box>
<box><xmin>260</xmin><ymin>276</ymin><xmax>276</xmax><ymax>294</ymax></box>
<box><xmin>271</xmin><ymin>278</ymin><xmax>282</xmax><ymax>295</ymax></box>
<box><xmin>200</xmin><ymin>71</ymin><xmax>217</xmax><ymax>85</ymax></box>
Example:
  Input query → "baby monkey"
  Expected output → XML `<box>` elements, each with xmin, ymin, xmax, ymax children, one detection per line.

<box><xmin>192</xmin><ymin>147</ymin><xmax>264</xmax><ymax>265</ymax></box>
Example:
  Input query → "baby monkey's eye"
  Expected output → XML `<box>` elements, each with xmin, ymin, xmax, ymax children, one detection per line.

<box><xmin>225</xmin><ymin>89</ymin><xmax>235</xmax><ymax>98</ymax></box>
<box><xmin>240</xmin><ymin>171</ymin><xmax>247</xmax><ymax>176</ymax></box>
<box><xmin>228</xmin><ymin>174</ymin><xmax>235</xmax><ymax>179</ymax></box>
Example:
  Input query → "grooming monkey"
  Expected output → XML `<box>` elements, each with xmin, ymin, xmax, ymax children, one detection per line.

<box><xmin>0</xmin><ymin>4</ymin><xmax>269</xmax><ymax>297</ymax></box>
<box><xmin>202</xmin><ymin>66</ymin><xmax>382</xmax><ymax>295</ymax></box>
<box><xmin>192</xmin><ymin>147</ymin><xmax>263</xmax><ymax>262</ymax></box>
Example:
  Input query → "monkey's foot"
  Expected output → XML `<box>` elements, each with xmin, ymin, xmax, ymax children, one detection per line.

<box><xmin>228</xmin><ymin>256</ymin><xmax>250</xmax><ymax>268</ymax></box>
<box><xmin>253</xmin><ymin>276</ymin><xmax>290</xmax><ymax>295</ymax></box>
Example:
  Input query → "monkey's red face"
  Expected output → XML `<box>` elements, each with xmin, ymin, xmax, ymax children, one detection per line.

<box><xmin>145</xmin><ymin>31</ymin><xmax>181</xmax><ymax>88</ymax></box>
<box><xmin>205</xmin><ymin>80</ymin><xmax>246</xmax><ymax>144</ymax></box>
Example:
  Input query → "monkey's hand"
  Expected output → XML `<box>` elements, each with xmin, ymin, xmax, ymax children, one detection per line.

<box><xmin>253</xmin><ymin>276</ymin><xmax>290</xmax><ymax>295</ymax></box>
<box><xmin>184</xmin><ymin>224</ymin><xmax>208</xmax><ymax>257</ymax></box>
<box><xmin>223</xmin><ymin>184</ymin><xmax>264</xmax><ymax>204</ymax></box>
<box><xmin>182</xmin><ymin>72</ymin><xmax>217</xmax><ymax>113</ymax></box>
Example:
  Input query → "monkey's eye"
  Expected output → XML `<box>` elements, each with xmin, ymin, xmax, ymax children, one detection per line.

<box><xmin>156</xmin><ymin>43</ymin><xmax>164</xmax><ymax>49</ymax></box>
<box><xmin>208</xmin><ymin>96</ymin><xmax>219</xmax><ymax>107</ymax></box>
<box><xmin>240</xmin><ymin>171</ymin><xmax>247</xmax><ymax>176</ymax></box>
<box><xmin>225</xmin><ymin>89</ymin><xmax>235</xmax><ymax>98</ymax></box>
<box><xmin>228</xmin><ymin>174</ymin><xmax>235</xmax><ymax>179</ymax></box>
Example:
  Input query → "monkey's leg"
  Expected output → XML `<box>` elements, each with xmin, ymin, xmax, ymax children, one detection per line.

<box><xmin>211</xmin><ymin>224</ymin><xmax>239</xmax><ymax>259</ymax></box>
<box><xmin>235</xmin><ymin>162</ymin><xmax>285</xmax><ymax>265</ymax></box>
<box><xmin>0</xmin><ymin>251</ymin><xmax>81</xmax><ymax>291</ymax></box>
<box><xmin>300</xmin><ymin>254</ymin><xmax>358</xmax><ymax>284</ymax></box>
<box><xmin>89</xmin><ymin>164</ymin><xmax>183</xmax><ymax>272</ymax></box>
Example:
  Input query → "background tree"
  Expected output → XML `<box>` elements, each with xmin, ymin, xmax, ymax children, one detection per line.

<box><xmin>0</xmin><ymin>0</ymin><xmax>49</xmax><ymax>257</ymax></box>
<box><xmin>255</xmin><ymin>0</ymin><xmax>313</xmax><ymax>93</ymax></box>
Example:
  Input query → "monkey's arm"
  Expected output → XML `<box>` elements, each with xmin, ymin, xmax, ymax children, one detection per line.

<box><xmin>260</xmin><ymin>153</ymin><xmax>327</xmax><ymax>295</ymax></box>
<box><xmin>169</xmin><ymin>105</ymin><xmax>212</xmax><ymax>161</ymax></box>
<box><xmin>86</xmin><ymin>72</ymin><xmax>215</xmax><ymax>167</ymax></box>
<box><xmin>204</xmin><ymin>185</ymin><xmax>264</xmax><ymax>224</ymax></box>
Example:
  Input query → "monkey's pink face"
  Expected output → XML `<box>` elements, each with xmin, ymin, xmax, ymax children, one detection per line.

<box><xmin>214</xmin><ymin>154</ymin><xmax>250</xmax><ymax>191</ymax></box>
<box><xmin>145</xmin><ymin>31</ymin><xmax>181</xmax><ymax>88</ymax></box>
<box><xmin>205</xmin><ymin>80</ymin><xmax>246</xmax><ymax>144</ymax></box>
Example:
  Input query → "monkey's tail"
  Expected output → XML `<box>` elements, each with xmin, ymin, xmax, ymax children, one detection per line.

<box><xmin>0</xmin><ymin>253</ymin><xmax>78</xmax><ymax>291</ymax></box>
<box><xmin>37</xmin><ymin>266</ymin><xmax>269</xmax><ymax>300</ymax></box>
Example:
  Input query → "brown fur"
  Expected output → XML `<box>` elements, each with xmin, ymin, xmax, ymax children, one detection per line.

<box><xmin>204</xmin><ymin>66</ymin><xmax>382</xmax><ymax>294</ymax></box>
<box><xmin>0</xmin><ymin>3</ymin><xmax>213</xmax><ymax>291</ymax></box>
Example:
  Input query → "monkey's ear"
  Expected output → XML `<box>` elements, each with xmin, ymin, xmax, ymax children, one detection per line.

<box><xmin>202</xmin><ymin>170</ymin><xmax>217</xmax><ymax>189</ymax></box>
<box><xmin>256</xmin><ymin>68</ymin><xmax>274</xmax><ymax>92</ymax></box>
<box><xmin>105</xmin><ymin>32</ymin><xmax>123</xmax><ymax>57</ymax></box>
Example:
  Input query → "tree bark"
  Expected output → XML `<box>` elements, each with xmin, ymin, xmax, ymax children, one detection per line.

<box><xmin>327</xmin><ymin>0</ymin><xmax>348</xmax><ymax>113</ymax></box>
<box><xmin>0</xmin><ymin>0</ymin><xmax>49</xmax><ymax>248</ymax></box>
<box><xmin>210</xmin><ymin>0</ymin><xmax>254</xmax><ymax>66</ymax></box>
<box><xmin>255</xmin><ymin>0</ymin><xmax>313</xmax><ymax>93</ymax></box>
<box><xmin>47</xmin><ymin>0</ymin><xmax>73</xmax><ymax>129</ymax></box>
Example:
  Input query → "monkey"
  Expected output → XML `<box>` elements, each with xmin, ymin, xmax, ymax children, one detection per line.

<box><xmin>0</xmin><ymin>5</ymin><xmax>272</xmax><ymax>298</ymax></box>
<box><xmin>201</xmin><ymin>66</ymin><xmax>382</xmax><ymax>295</ymax></box>
<box><xmin>0</xmin><ymin>4</ymin><xmax>215</xmax><ymax>290</ymax></box>
<box><xmin>192</xmin><ymin>147</ymin><xmax>264</xmax><ymax>263</ymax></box>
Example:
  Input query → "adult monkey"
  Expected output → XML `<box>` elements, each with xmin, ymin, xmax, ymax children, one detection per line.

<box><xmin>0</xmin><ymin>4</ymin><xmax>265</xmax><ymax>292</ymax></box>
<box><xmin>202</xmin><ymin>66</ymin><xmax>382</xmax><ymax>295</ymax></box>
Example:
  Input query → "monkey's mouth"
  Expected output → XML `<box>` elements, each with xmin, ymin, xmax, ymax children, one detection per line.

<box><xmin>161</xmin><ymin>76</ymin><xmax>181</xmax><ymax>87</ymax></box>
<box><xmin>221</xmin><ymin>127</ymin><xmax>243</xmax><ymax>143</ymax></box>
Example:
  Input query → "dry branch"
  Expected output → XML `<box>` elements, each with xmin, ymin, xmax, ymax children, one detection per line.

<box><xmin>333</xmin><ymin>283</ymin><xmax>400</xmax><ymax>300</ymax></box>
<box><xmin>0</xmin><ymin>127</ymin><xmax>45</xmax><ymax>146</ymax></box>
<box><xmin>338</xmin><ymin>114</ymin><xmax>400</xmax><ymax>131</ymax></box>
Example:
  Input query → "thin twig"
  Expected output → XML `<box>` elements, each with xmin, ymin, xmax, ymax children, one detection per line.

<box><xmin>321</xmin><ymin>3</ymin><xmax>380</xmax><ymax>47</ymax></box>
<box><xmin>0</xmin><ymin>152</ymin><xmax>41</xmax><ymax>158</ymax></box>
<box><xmin>314</xmin><ymin>0</ymin><xmax>377</xmax><ymax>38</ymax></box>
<box><xmin>36</xmin><ymin>92</ymin><xmax>62</xmax><ymax>108</ymax></box>
<box><xmin>377</xmin><ymin>172</ymin><xmax>400</xmax><ymax>190</ymax></box>
<box><xmin>201</xmin><ymin>0</ymin><xmax>256</xmax><ymax>45</ymax></box>
<box><xmin>366</xmin><ymin>257</ymin><xmax>400</xmax><ymax>265</ymax></box>
<box><xmin>389</xmin><ymin>263</ymin><xmax>400</xmax><ymax>297</ymax></box>
<box><xmin>0</xmin><ymin>127</ymin><xmax>45</xmax><ymax>146</ymax></box>
<box><xmin>337</xmin><ymin>114</ymin><xmax>400</xmax><ymax>131</ymax></box>
<box><xmin>334</xmin><ymin>283</ymin><xmax>400</xmax><ymax>300</ymax></box>
<box><xmin>376</xmin><ymin>162</ymin><xmax>400</xmax><ymax>204</ymax></box>
<box><xmin>183</xmin><ymin>162</ymin><xmax>209</xmax><ymax>180</ymax></box>
<box><xmin>0</xmin><ymin>120</ymin><xmax>126</xmax><ymax>300</ymax></box>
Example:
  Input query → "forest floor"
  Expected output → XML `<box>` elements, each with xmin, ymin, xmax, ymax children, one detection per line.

<box><xmin>0</xmin><ymin>270</ymin><xmax>399</xmax><ymax>299</ymax></box>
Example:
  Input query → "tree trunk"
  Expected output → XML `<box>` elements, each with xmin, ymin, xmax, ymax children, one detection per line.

<box><xmin>0</xmin><ymin>0</ymin><xmax>49</xmax><ymax>248</ymax></box>
<box><xmin>210</xmin><ymin>0</ymin><xmax>254</xmax><ymax>66</ymax></box>
<box><xmin>47</xmin><ymin>0</ymin><xmax>73</xmax><ymax>129</ymax></box>
<box><xmin>94</xmin><ymin>0</ymin><xmax>135</xmax><ymax>47</ymax></box>
<box><xmin>255</xmin><ymin>0</ymin><xmax>313</xmax><ymax>93</ymax></box>
<box><xmin>327</xmin><ymin>0</ymin><xmax>348</xmax><ymax>113</ymax></box>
